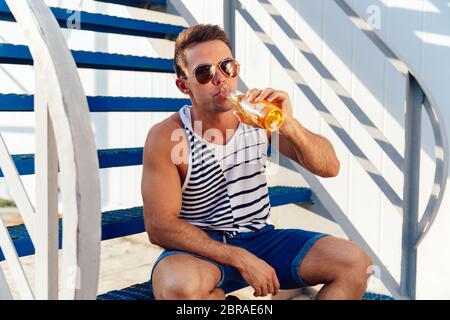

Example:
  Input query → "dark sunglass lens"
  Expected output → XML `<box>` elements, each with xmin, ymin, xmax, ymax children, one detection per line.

<box><xmin>195</xmin><ymin>64</ymin><xmax>214</xmax><ymax>84</ymax></box>
<box><xmin>220</xmin><ymin>59</ymin><xmax>238</xmax><ymax>77</ymax></box>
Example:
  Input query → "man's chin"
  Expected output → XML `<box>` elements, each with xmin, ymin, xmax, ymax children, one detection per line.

<box><xmin>214</xmin><ymin>98</ymin><xmax>234</xmax><ymax>112</ymax></box>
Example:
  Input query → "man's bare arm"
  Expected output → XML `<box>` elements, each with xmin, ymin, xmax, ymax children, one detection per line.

<box><xmin>242</xmin><ymin>88</ymin><xmax>340</xmax><ymax>178</ymax></box>
<box><xmin>277</xmin><ymin>119</ymin><xmax>340</xmax><ymax>178</ymax></box>
<box><xmin>141</xmin><ymin>123</ymin><xmax>280</xmax><ymax>296</ymax></box>
<box><xmin>141</xmin><ymin>123</ymin><xmax>236</xmax><ymax>264</ymax></box>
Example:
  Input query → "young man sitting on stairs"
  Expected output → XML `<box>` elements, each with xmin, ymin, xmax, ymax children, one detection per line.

<box><xmin>141</xmin><ymin>24</ymin><xmax>373</xmax><ymax>300</ymax></box>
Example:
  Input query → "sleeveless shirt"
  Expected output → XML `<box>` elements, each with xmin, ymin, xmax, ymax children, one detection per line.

<box><xmin>178</xmin><ymin>105</ymin><xmax>273</xmax><ymax>236</ymax></box>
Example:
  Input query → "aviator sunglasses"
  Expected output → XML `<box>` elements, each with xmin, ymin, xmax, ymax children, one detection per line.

<box><xmin>183</xmin><ymin>58</ymin><xmax>240</xmax><ymax>84</ymax></box>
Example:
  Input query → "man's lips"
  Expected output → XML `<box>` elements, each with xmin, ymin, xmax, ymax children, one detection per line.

<box><xmin>215</xmin><ymin>92</ymin><xmax>228</xmax><ymax>99</ymax></box>
<box><xmin>214</xmin><ymin>86</ymin><xmax>232</xmax><ymax>98</ymax></box>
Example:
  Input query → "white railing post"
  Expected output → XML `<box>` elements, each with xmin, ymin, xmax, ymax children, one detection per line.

<box><xmin>400</xmin><ymin>74</ymin><xmax>424</xmax><ymax>299</ymax></box>
<box><xmin>34</xmin><ymin>81</ymin><xmax>59</xmax><ymax>300</ymax></box>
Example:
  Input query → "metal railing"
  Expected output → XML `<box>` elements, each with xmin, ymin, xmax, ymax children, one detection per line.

<box><xmin>0</xmin><ymin>0</ymin><xmax>101</xmax><ymax>300</ymax></box>
<box><xmin>224</xmin><ymin>0</ymin><xmax>448</xmax><ymax>300</ymax></box>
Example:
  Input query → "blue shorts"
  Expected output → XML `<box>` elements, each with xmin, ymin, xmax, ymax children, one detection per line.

<box><xmin>150</xmin><ymin>225</ymin><xmax>329</xmax><ymax>294</ymax></box>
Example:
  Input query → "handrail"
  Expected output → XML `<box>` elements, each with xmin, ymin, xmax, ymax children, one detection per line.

<box><xmin>2</xmin><ymin>0</ymin><xmax>101</xmax><ymax>299</ymax></box>
<box><xmin>332</xmin><ymin>0</ymin><xmax>448</xmax><ymax>251</ymax></box>
<box><xmin>416</xmin><ymin>97</ymin><xmax>448</xmax><ymax>247</ymax></box>
<box><xmin>333</xmin><ymin>0</ymin><xmax>448</xmax><ymax>299</ymax></box>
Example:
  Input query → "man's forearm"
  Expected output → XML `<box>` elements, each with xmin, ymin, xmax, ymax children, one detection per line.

<box><xmin>148</xmin><ymin>219</ymin><xmax>244</xmax><ymax>268</ymax></box>
<box><xmin>281</xmin><ymin>118</ymin><xmax>340</xmax><ymax>177</ymax></box>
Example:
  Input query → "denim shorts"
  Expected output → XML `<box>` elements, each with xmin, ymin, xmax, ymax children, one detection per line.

<box><xmin>150</xmin><ymin>224</ymin><xmax>329</xmax><ymax>294</ymax></box>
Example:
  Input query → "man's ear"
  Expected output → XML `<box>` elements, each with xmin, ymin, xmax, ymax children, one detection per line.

<box><xmin>176</xmin><ymin>78</ymin><xmax>191</xmax><ymax>95</ymax></box>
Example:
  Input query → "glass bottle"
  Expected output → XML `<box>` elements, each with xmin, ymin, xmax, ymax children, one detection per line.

<box><xmin>225</xmin><ymin>89</ymin><xmax>284</xmax><ymax>132</ymax></box>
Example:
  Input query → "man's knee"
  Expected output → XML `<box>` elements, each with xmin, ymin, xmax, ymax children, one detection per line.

<box><xmin>152</xmin><ymin>254</ymin><xmax>221</xmax><ymax>300</ymax></box>
<box><xmin>337</xmin><ymin>241</ymin><xmax>373</xmax><ymax>289</ymax></box>
<box><xmin>156</xmin><ymin>275</ymin><xmax>205</xmax><ymax>300</ymax></box>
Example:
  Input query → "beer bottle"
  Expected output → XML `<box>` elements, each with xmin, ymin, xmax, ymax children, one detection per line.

<box><xmin>225</xmin><ymin>89</ymin><xmax>284</xmax><ymax>132</ymax></box>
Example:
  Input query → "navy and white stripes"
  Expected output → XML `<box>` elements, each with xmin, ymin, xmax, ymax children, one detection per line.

<box><xmin>179</xmin><ymin>106</ymin><xmax>272</xmax><ymax>236</ymax></box>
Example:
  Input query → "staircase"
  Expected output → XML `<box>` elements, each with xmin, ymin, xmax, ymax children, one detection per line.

<box><xmin>0</xmin><ymin>0</ymin><xmax>447</xmax><ymax>300</ymax></box>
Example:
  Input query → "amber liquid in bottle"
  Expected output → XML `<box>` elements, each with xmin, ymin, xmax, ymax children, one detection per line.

<box><xmin>226</xmin><ymin>91</ymin><xmax>284</xmax><ymax>132</ymax></box>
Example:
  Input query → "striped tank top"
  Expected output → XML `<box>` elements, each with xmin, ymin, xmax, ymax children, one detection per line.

<box><xmin>179</xmin><ymin>105</ymin><xmax>272</xmax><ymax>236</ymax></box>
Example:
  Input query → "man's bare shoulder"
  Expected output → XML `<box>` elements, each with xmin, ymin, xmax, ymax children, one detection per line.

<box><xmin>143</xmin><ymin>113</ymin><xmax>185</xmax><ymax>160</ymax></box>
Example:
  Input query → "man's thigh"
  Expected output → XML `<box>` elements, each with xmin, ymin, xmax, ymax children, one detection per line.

<box><xmin>298</xmin><ymin>236</ymin><xmax>370</xmax><ymax>286</ymax></box>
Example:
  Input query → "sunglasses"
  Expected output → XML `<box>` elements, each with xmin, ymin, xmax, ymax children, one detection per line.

<box><xmin>184</xmin><ymin>58</ymin><xmax>240</xmax><ymax>85</ymax></box>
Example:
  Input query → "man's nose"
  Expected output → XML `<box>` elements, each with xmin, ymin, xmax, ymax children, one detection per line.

<box><xmin>211</xmin><ymin>67</ymin><xmax>226</xmax><ymax>85</ymax></box>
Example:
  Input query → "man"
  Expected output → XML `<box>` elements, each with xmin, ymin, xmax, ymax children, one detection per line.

<box><xmin>141</xmin><ymin>24</ymin><xmax>373</xmax><ymax>300</ymax></box>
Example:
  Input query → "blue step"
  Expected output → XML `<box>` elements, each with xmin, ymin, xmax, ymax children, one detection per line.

<box><xmin>0</xmin><ymin>43</ymin><xmax>173</xmax><ymax>72</ymax></box>
<box><xmin>2</xmin><ymin>148</ymin><xmax>143</xmax><ymax>177</ymax></box>
<box><xmin>96</xmin><ymin>281</ymin><xmax>394</xmax><ymax>300</ymax></box>
<box><xmin>0</xmin><ymin>1</ymin><xmax>184</xmax><ymax>39</ymax></box>
<box><xmin>362</xmin><ymin>292</ymin><xmax>394</xmax><ymax>300</ymax></box>
<box><xmin>94</xmin><ymin>0</ymin><xmax>166</xmax><ymax>8</ymax></box>
<box><xmin>2</xmin><ymin>148</ymin><xmax>145</xmax><ymax>177</ymax></box>
<box><xmin>97</xmin><ymin>281</ymin><xmax>153</xmax><ymax>300</ymax></box>
<box><xmin>2</xmin><ymin>146</ymin><xmax>274</xmax><ymax>177</ymax></box>
<box><xmin>0</xmin><ymin>186</ymin><xmax>313</xmax><ymax>261</ymax></box>
<box><xmin>0</xmin><ymin>94</ymin><xmax>190</xmax><ymax>112</ymax></box>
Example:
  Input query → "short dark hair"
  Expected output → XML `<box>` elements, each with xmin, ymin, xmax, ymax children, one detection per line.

<box><xmin>174</xmin><ymin>24</ymin><xmax>232</xmax><ymax>78</ymax></box>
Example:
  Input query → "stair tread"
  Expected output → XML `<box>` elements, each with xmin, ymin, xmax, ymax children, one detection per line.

<box><xmin>97</xmin><ymin>281</ymin><xmax>153</xmax><ymax>300</ymax></box>
<box><xmin>94</xmin><ymin>0</ymin><xmax>166</xmax><ymax>9</ymax></box>
<box><xmin>0</xmin><ymin>43</ymin><xmax>174</xmax><ymax>72</ymax></box>
<box><xmin>0</xmin><ymin>93</ymin><xmax>190</xmax><ymax>112</ymax></box>
<box><xmin>96</xmin><ymin>281</ymin><xmax>394</xmax><ymax>301</ymax></box>
<box><xmin>0</xmin><ymin>1</ymin><xmax>184</xmax><ymax>39</ymax></box>
<box><xmin>0</xmin><ymin>186</ymin><xmax>312</xmax><ymax>261</ymax></box>
<box><xmin>3</xmin><ymin>147</ymin><xmax>144</xmax><ymax>177</ymax></box>
<box><xmin>3</xmin><ymin>146</ymin><xmax>279</xmax><ymax>177</ymax></box>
